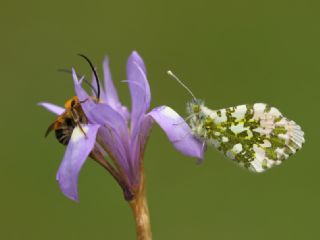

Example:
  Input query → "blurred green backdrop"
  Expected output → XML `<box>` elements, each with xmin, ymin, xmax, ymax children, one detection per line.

<box><xmin>1</xmin><ymin>0</ymin><xmax>319</xmax><ymax>239</ymax></box>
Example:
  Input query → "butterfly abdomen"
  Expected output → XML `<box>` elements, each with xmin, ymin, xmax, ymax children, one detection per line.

<box><xmin>187</xmin><ymin>100</ymin><xmax>305</xmax><ymax>172</ymax></box>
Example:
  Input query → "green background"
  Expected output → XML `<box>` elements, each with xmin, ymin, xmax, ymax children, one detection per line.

<box><xmin>1</xmin><ymin>0</ymin><xmax>319</xmax><ymax>239</ymax></box>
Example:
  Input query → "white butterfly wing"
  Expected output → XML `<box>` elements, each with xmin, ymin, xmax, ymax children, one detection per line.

<box><xmin>190</xmin><ymin>103</ymin><xmax>304</xmax><ymax>172</ymax></box>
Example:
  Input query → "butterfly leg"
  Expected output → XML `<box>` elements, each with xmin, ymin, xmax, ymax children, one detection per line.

<box><xmin>173</xmin><ymin>115</ymin><xmax>194</xmax><ymax>126</ymax></box>
<box><xmin>195</xmin><ymin>141</ymin><xmax>207</xmax><ymax>164</ymax></box>
<box><xmin>171</xmin><ymin>131</ymin><xmax>193</xmax><ymax>143</ymax></box>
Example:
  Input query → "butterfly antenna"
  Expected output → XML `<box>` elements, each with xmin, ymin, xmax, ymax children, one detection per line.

<box><xmin>167</xmin><ymin>70</ymin><xmax>196</xmax><ymax>99</ymax></box>
<box><xmin>77</xmin><ymin>54</ymin><xmax>101</xmax><ymax>100</ymax></box>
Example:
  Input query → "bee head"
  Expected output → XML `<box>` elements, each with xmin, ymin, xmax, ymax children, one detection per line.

<box><xmin>64</xmin><ymin>96</ymin><xmax>79</xmax><ymax>109</ymax></box>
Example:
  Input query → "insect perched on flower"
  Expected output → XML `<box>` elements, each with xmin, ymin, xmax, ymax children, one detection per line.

<box><xmin>39</xmin><ymin>52</ymin><xmax>203</xmax><ymax>202</ymax></box>
<box><xmin>168</xmin><ymin>71</ymin><xmax>305</xmax><ymax>172</ymax></box>
<box><xmin>45</xmin><ymin>54</ymin><xmax>100</xmax><ymax>145</ymax></box>
<box><xmin>39</xmin><ymin>52</ymin><xmax>204</xmax><ymax>239</ymax></box>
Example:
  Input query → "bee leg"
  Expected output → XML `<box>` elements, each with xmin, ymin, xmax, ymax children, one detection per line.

<box><xmin>71</xmin><ymin>108</ymin><xmax>88</xmax><ymax>138</ymax></box>
<box><xmin>80</xmin><ymin>98</ymin><xmax>88</xmax><ymax>103</ymax></box>
<box><xmin>73</xmin><ymin>115</ymin><xmax>88</xmax><ymax>138</ymax></box>
<box><xmin>78</xmin><ymin>123</ymin><xmax>88</xmax><ymax>138</ymax></box>
<box><xmin>80</xmin><ymin>98</ymin><xmax>99</xmax><ymax>104</ymax></box>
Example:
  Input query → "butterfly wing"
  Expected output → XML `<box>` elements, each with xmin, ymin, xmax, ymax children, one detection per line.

<box><xmin>200</xmin><ymin>103</ymin><xmax>304</xmax><ymax>172</ymax></box>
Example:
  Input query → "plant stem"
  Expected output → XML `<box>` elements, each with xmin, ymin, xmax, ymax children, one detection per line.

<box><xmin>129</xmin><ymin>171</ymin><xmax>152</xmax><ymax>240</ymax></box>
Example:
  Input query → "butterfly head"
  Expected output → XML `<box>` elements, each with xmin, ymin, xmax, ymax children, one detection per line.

<box><xmin>186</xmin><ymin>98</ymin><xmax>204</xmax><ymax>116</ymax></box>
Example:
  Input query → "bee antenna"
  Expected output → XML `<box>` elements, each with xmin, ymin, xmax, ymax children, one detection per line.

<box><xmin>77</xmin><ymin>54</ymin><xmax>101</xmax><ymax>100</ymax></box>
<box><xmin>57</xmin><ymin>68</ymin><xmax>99</xmax><ymax>98</ymax></box>
<box><xmin>167</xmin><ymin>70</ymin><xmax>196</xmax><ymax>99</ymax></box>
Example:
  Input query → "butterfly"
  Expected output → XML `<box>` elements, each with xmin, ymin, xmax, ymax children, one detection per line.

<box><xmin>168</xmin><ymin>71</ymin><xmax>305</xmax><ymax>172</ymax></box>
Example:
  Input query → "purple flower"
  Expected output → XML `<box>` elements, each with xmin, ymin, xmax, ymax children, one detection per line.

<box><xmin>39</xmin><ymin>51</ymin><xmax>203</xmax><ymax>202</ymax></box>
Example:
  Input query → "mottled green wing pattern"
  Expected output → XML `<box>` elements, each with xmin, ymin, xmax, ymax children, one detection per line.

<box><xmin>197</xmin><ymin>103</ymin><xmax>304</xmax><ymax>172</ymax></box>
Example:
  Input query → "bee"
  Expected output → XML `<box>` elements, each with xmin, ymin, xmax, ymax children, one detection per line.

<box><xmin>45</xmin><ymin>96</ymin><xmax>88</xmax><ymax>145</ymax></box>
<box><xmin>45</xmin><ymin>54</ymin><xmax>100</xmax><ymax>145</ymax></box>
<box><xmin>168</xmin><ymin>70</ymin><xmax>305</xmax><ymax>172</ymax></box>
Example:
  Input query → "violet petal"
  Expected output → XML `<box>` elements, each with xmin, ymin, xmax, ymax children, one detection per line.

<box><xmin>38</xmin><ymin>102</ymin><xmax>64</xmax><ymax>115</ymax></box>
<box><xmin>97</xmin><ymin>127</ymin><xmax>133</xmax><ymax>183</ymax></box>
<box><xmin>103</xmin><ymin>56</ymin><xmax>119</xmax><ymax>106</ymax></box>
<box><xmin>72</xmin><ymin>68</ymin><xmax>97</xmax><ymax>115</ymax></box>
<box><xmin>102</xmin><ymin>57</ymin><xmax>130</xmax><ymax>120</ymax></box>
<box><xmin>56</xmin><ymin>124</ymin><xmax>100</xmax><ymax>201</ymax></box>
<box><xmin>73</xmin><ymin>71</ymin><xmax>132</xmax><ymax>179</ymax></box>
<box><xmin>88</xmin><ymin>103</ymin><xmax>129</xmax><ymax>145</ymax></box>
<box><xmin>127</xmin><ymin>51</ymin><xmax>151</xmax><ymax>129</ymax></box>
<box><xmin>146</xmin><ymin>106</ymin><xmax>204</xmax><ymax>159</ymax></box>
<box><xmin>87</xmin><ymin>103</ymin><xmax>133</xmax><ymax>182</ymax></box>
<box><xmin>130</xmin><ymin>115</ymin><xmax>154</xmax><ymax>175</ymax></box>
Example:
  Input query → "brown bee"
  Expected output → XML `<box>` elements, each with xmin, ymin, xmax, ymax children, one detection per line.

<box><xmin>45</xmin><ymin>96</ymin><xmax>88</xmax><ymax>145</ymax></box>
<box><xmin>45</xmin><ymin>54</ymin><xmax>100</xmax><ymax>145</ymax></box>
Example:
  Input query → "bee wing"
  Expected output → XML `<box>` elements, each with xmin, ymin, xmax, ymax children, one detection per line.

<box><xmin>204</xmin><ymin>103</ymin><xmax>305</xmax><ymax>172</ymax></box>
<box><xmin>45</xmin><ymin>122</ymin><xmax>56</xmax><ymax>138</ymax></box>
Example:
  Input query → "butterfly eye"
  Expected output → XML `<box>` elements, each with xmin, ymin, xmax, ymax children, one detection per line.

<box><xmin>192</xmin><ymin>105</ymin><xmax>200</xmax><ymax>113</ymax></box>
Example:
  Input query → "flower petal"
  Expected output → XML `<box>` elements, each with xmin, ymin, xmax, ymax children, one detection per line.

<box><xmin>127</xmin><ymin>51</ymin><xmax>151</xmax><ymax>129</ymax></box>
<box><xmin>103</xmin><ymin>57</ymin><xmax>119</xmax><ymax>105</ymax></box>
<box><xmin>98</xmin><ymin>127</ymin><xmax>134</xmax><ymax>183</ymax></box>
<box><xmin>103</xmin><ymin>57</ymin><xmax>130</xmax><ymax>120</ymax></box>
<box><xmin>56</xmin><ymin>124</ymin><xmax>100</xmax><ymax>201</ymax></box>
<box><xmin>38</xmin><ymin>102</ymin><xmax>64</xmax><ymax>115</ymax></box>
<box><xmin>86</xmin><ymin>103</ymin><xmax>134</xmax><ymax>182</ymax></box>
<box><xmin>88</xmin><ymin>103</ymin><xmax>129</xmax><ymax>143</ymax></box>
<box><xmin>73</xmin><ymin>69</ymin><xmax>133</xmax><ymax>179</ymax></box>
<box><xmin>72</xmin><ymin>68</ymin><xmax>97</xmax><ymax>114</ymax></box>
<box><xmin>146</xmin><ymin>106</ymin><xmax>204</xmax><ymax>159</ymax></box>
<box><xmin>129</xmin><ymin>115</ymin><xmax>153</xmax><ymax>176</ymax></box>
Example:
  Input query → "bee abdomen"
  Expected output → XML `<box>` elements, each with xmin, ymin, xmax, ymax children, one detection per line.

<box><xmin>55</xmin><ymin>128</ymin><xmax>72</xmax><ymax>145</ymax></box>
<box><xmin>55</xmin><ymin>118</ymin><xmax>75</xmax><ymax>145</ymax></box>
